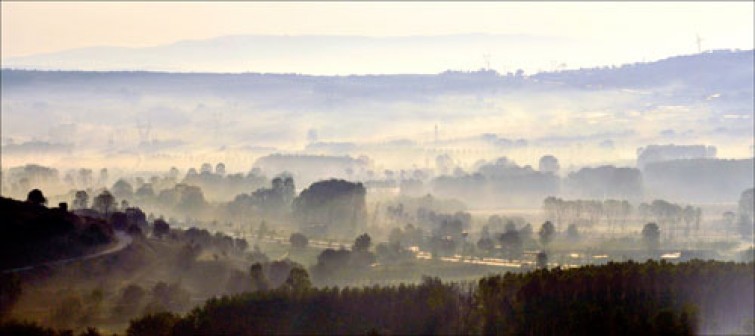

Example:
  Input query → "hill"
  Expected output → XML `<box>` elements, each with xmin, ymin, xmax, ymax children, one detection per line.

<box><xmin>0</xmin><ymin>197</ymin><xmax>115</xmax><ymax>270</ymax></box>
<box><xmin>532</xmin><ymin>49</ymin><xmax>754</xmax><ymax>93</ymax></box>
<box><xmin>1</xmin><ymin>33</ymin><xmax>571</xmax><ymax>74</ymax></box>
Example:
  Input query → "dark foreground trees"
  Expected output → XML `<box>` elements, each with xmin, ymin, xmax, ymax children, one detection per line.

<box><xmin>0</xmin><ymin>196</ymin><xmax>114</xmax><ymax>270</ymax></box>
<box><xmin>123</xmin><ymin>259</ymin><xmax>753</xmax><ymax>335</ymax></box>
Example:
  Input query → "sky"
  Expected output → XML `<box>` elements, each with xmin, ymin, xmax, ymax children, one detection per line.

<box><xmin>2</xmin><ymin>2</ymin><xmax>753</xmax><ymax>73</ymax></box>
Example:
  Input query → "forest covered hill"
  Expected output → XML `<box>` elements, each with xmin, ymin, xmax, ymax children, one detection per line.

<box><xmin>0</xmin><ymin>196</ymin><xmax>114</xmax><ymax>270</ymax></box>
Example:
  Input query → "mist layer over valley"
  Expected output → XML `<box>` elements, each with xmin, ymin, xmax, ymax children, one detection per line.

<box><xmin>1</xmin><ymin>35</ymin><xmax>754</xmax><ymax>336</ymax></box>
<box><xmin>3</xmin><ymin>50</ymin><xmax>753</xmax><ymax>176</ymax></box>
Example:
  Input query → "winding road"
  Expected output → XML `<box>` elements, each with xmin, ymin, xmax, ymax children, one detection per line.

<box><xmin>1</xmin><ymin>231</ymin><xmax>133</xmax><ymax>274</ymax></box>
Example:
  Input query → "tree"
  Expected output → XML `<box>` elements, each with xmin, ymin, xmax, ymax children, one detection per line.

<box><xmin>289</xmin><ymin>233</ymin><xmax>309</xmax><ymax>249</ymax></box>
<box><xmin>498</xmin><ymin>230</ymin><xmax>522</xmax><ymax>261</ymax></box>
<box><xmin>536</xmin><ymin>251</ymin><xmax>548</xmax><ymax>269</ymax></box>
<box><xmin>649</xmin><ymin>200</ymin><xmax>682</xmax><ymax>241</ymax></box>
<box><xmin>215</xmin><ymin>162</ymin><xmax>226</xmax><ymax>176</ymax></box>
<box><xmin>126</xmin><ymin>312</ymin><xmax>179</xmax><ymax>336</ymax></box>
<box><xmin>681</xmin><ymin>206</ymin><xmax>696</xmax><ymax>236</ymax></box>
<box><xmin>504</xmin><ymin>221</ymin><xmax>516</xmax><ymax>234</ymax></box>
<box><xmin>566</xmin><ymin>223</ymin><xmax>580</xmax><ymax>242</ymax></box>
<box><xmin>353</xmin><ymin>233</ymin><xmax>372</xmax><ymax>252</ymax></box>
<box><xmin>375</xmin><ymin>242</ymin><xmax>414</xmax><ymax>264</ymax></box>
<box><xmin>112</xmin><ymin>179</ymin><xmax>134</xmax><ymax>200</ymax></box>
<box><xmin>250</xmin><ymin>263</ymin><xmax>270</xmax><ymax>291</ymax></box>
<box><xmin>235</xmin><ymin>238</ymin><xmax>249</xmax><ymax>252</ymax></box>
<box><xmin>519</xmin><ymin>223</ymin><xmax>533</xmax><ymax>240</ymax></box>
<box><xmin>200</xmin><ymin>163</ymin><xmax>213</xmax><ymax>174</ymax></box>
<box><xmin>293</xmin><ymin>179</ymin><xmax>367</xmax><ymax>236</ymax></box>
<box><xmin>153</xmin><ymin>219</ymin><xmax>170</xmax><ymax>239</ymax></box>
<box><xmin>311</xmin><ymin>248</ymin><xmax>352</xmax><ymax>279</ymax></box>
<box><xmin>92</xmin><ymin>190</ymin><xmax>116</xmax><ymax>215</ymax></box>
<box><xmin>538</xmin><ymin>155</ymin><xmax>560</xmax><ymax>174</ymax></box>
<box><xmin>642</xmin><ymin>222</ymin><xmax>661</xmax><ymax>252</ymax></box>
<box><xmin>26</xmin><ymin>189</ymin><xmax>47</xmax><ymax>206</ymax></box>
<box><xmin>73</xmin><ymin>190</ymin><xmax>89</xmax><ymax>209</ymax></box>
<box><xmin>135</xmin><ymin>184</ymin><xmax>155</xmax><ymax>200</ymax></box>
<box><xmin>538</xmin><ymin>221</ymin><xmax>555</xmax><ymax>247</ymax></box>
<box><xmin>266</xmin><ymin>260</ymin><xmax>302</xmax><ymax>287</ymax></box>
<box><xmin>477</xmin><ymin>237</ymin><xmax>495</xmax><ymax>254</ymax></box>
<box><xmin>283</xmin><ymin>266</ymin><xmax>311</xmax><ymax>294</ymax></box>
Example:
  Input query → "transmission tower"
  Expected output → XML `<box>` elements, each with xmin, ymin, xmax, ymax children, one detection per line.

<box><xmin>696</xmin><ymin>34</ymin><xmax>704</xmax><ymax>53</ymax></box>
<box><xmin>483</xmin><ymin>53</ymin><xmax>491</xmax><ymax>70</ymax></box>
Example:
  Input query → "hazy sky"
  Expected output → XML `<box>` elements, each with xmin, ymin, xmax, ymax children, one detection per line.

<box><xmin>2</xmin><ymin>2</ymin><xmax>753</xmax><ymax>72</ymax></box>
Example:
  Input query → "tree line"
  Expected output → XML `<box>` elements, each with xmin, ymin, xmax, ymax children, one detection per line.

<box><xmin>113</xmin><ymin>259</ymin><xmax>753</xmax><ymax>335</ymax></box>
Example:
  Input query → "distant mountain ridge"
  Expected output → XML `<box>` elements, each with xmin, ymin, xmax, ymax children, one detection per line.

<box><xmin>3</xmin><ymin>49</ymin><xmax>752</xmax><ymax>94</ymax></box>
<box><xmin>2</xmin><ymin>33</ymin><xmax>573</xmax><ymax>74</ymax></box>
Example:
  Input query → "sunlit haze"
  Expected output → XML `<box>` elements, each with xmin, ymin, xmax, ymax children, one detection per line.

<box><xmin>0</xmin><ymin>3</ymin><xmax>753</xmax><ymax>335</ymax></box>
<box><xmin>2</xmin><ymin>2</ymin><xmax>753</xmax><ymax>74</ymax></box>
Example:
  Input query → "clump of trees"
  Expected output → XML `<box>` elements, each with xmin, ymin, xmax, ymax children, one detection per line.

<box><xmin>477</xmin><ymin>260</ymin><xmax>753</xmax><ymax>335</ymax></box>
<box><xmin>474</xmin><ymin>218</ymin><xmax>538</xmax><ymax>260</ymax></box>
<box><xmin>542</xmin><ymin>197</ymin><xmax>703</xmax><ymax>242</ymax></box>
<box><xmin>293</xmin><ymin>179</ymin><xmax>367</xmax><ymax>238</ymax></box>
<box><xmin>181</xmin><ymin>163</ymin><xmax>269</xmax><ymax>202</ymax></box>
<box><xmin>131</xmin><ymin>276</ymin><xmax>468</xmax><ymax>335</ymax></box>
<box><xmin>289</xmin><ymin>233</ymin><xmax>309</xmax><ymax>249</ymax></box>
<box><xmin>373</xmin><ymin>225</ymin><xmax>422</xmax><ymax>264</ymax></box>
<box><xmin>310</xmin><ymin>234</ymin><xmax>377</xmax><ymax>285</ymax></box>
<box><xmin>227</xmin><ymin>174</ymin><xmax>295</xmax><ymax>221</ymax></box>
<box><xmin>638</xmin><ymin>200</ymin><xmax>702</xmax><ymax>240</ymax></box>
<box><xmin>432</xmin><ymin>156</ymin><xmax>559</xmax><ymax>208</ymax></box>
<box><xmin>124</xmin><ymin>259</ymin><xmax>754</xmax><ymax>335</ymax></box>
<box><xmin>247</xmin><ymin>259</ymin><xmax>308</xmax><ymax>291</ymax></box>
<box><xmin>26</xmin><ymin>189</ymin><xmax>47</xmax><ymax>206</ymax></box>
<box><xmin>542</xmin><ymin>197</ymin><xmax>632</xmax><ymax>231</ymax></box>
<box><xmin>498</xmin><ymin>225</ymin><xmax>523</xmax><ymax>261</ymax></box>
<box><xmin>538</xmin><ymin>221</ymin><xmax>556</xmax><ymax>247</ymax></box>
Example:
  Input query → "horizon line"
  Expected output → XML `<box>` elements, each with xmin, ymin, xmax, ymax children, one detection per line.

<box><xmin>1</xmin><ymin>49</ymin><xmax>750</xmax><ymax>77</ymax></box>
